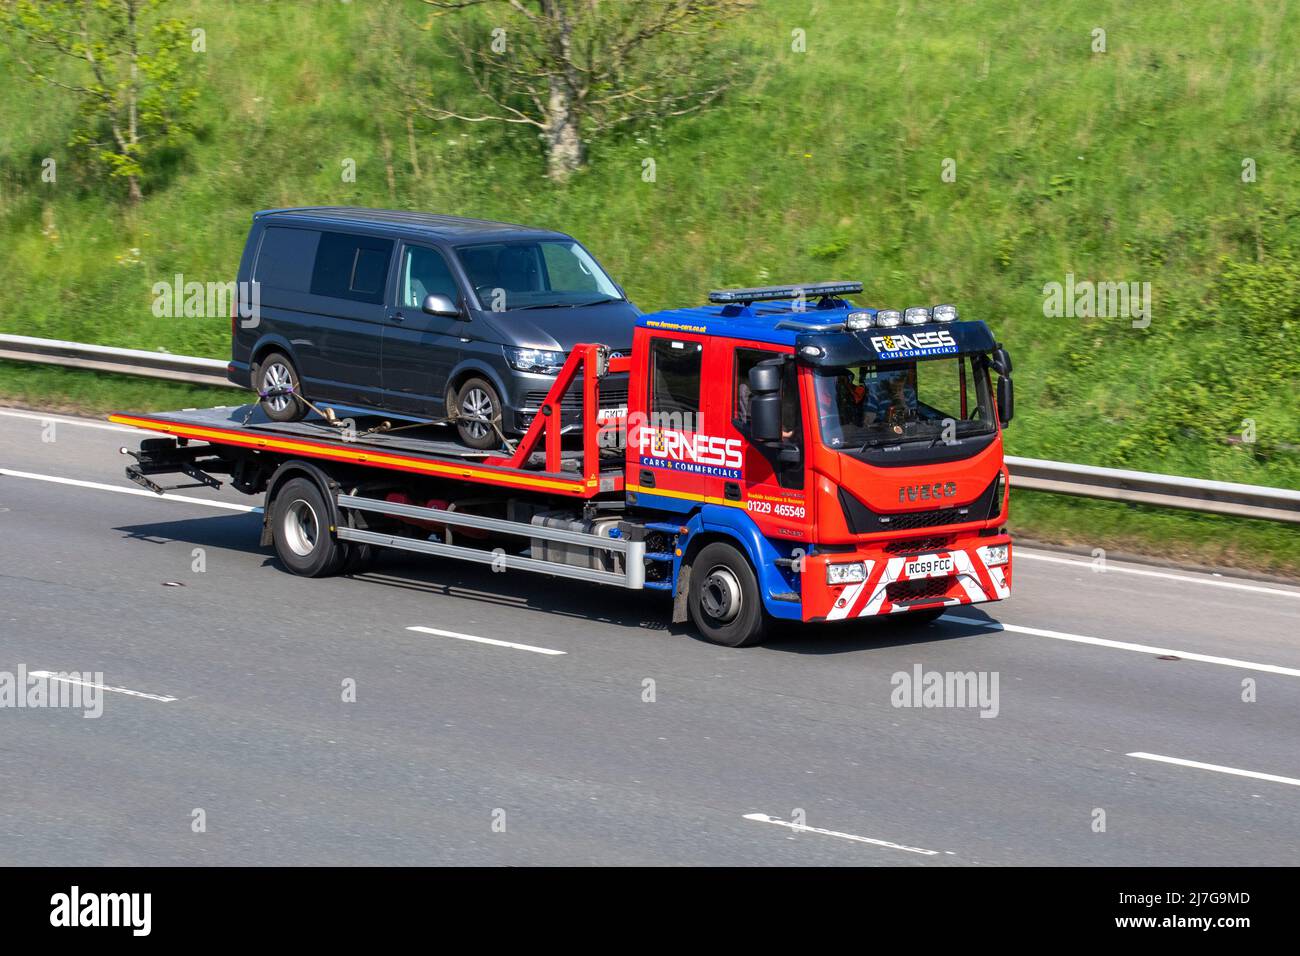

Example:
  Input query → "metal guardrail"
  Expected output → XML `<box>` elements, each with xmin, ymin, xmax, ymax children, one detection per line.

<box><xmin>2</xmin><ymin>334</ymin><xmax>1297</xmax><ymax>523</ymax></box>
<box><xmin>0</xmin><ymin>333</ymin><xmax>232</xmax><ymax>387</ymax></box>
<box><xmin>1005</xmin><ymin>456</ymin><xmax>1300</xmax><ymax>524</ymax></box>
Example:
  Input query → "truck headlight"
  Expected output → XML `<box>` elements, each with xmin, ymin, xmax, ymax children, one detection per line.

<box><xmin>503</xmin><ymin>346</ymin><xmax>566</xmax><ymax>374</ymax></box>
<box><xmin>826</xmin><ymin>561</ymin><xmax>866</xmax><ymax>585</ymax></box>
<box><xmin>979</xmin><ymin>544</ymin><xmax>1009</xmax><ymax>567</ymax></box>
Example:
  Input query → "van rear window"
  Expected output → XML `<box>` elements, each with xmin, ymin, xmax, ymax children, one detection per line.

<box><xmin>309</xmin><ymin>232</ymin><xmax>394</xmax><ymax>304</ymax></box>
<box><xmin>254</xmin><ymin>226</ymin><xmax>320</xmax><ymax>292</ymax></box>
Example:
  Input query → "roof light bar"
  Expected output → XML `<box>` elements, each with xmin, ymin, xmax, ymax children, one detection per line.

<box><xmin>708</xmin><ymin>281</ymin><xmax>863</xmax><ymax>304</ymax></box>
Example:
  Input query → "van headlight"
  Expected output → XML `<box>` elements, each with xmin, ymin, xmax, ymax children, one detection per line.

<box><xmin>826</xmin><ymin>561</ymin><xmax>867</xmax><ymax>585</ymax></box>
<box><xmin>978</xmin><ymin>544</ymin><xmax>1009</xmax><ymax>567</ymax></box>
<box><xmin>504</xmin><ymin>346</ymin><xmax>566</xmax><ymax>374</ymax></box>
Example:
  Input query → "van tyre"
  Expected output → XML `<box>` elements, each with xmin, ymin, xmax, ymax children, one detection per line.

<box><xmin>255</xmin><ymin>351</ymin><xmax>307</xmax><ymax>423</ymax></box>
<box><xmin>272</xmin><ymin>478</ymin><xmax>346</xmax><ymax>577</ymax></box>
<box><xmin>688</xmin><ymin>542</ymin><xmax>768</xmax><ymax>648</ymax></box>
<box><xmin>455</xmin><ymin>376</ymin><xmax>503</xmax><ymax>450</ymax></box>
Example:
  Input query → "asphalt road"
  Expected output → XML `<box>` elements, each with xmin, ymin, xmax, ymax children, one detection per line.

<box><xmin>1</xmin><ymin>405</ymin><xmax>1297</xmax><ymax>866</ymax></box>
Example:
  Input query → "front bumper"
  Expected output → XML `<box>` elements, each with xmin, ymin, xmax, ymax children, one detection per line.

<box><xmin>802</xmin><ymin>535</ymin><xmax>1011</xmax><ymax>622</ymax></box>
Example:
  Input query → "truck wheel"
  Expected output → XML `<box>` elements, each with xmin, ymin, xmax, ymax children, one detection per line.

<box><xmin>455</xmin><ymin>377</ymin><xmax>502</xmax><ymax>450</ymax></box>
<box><xmin>272</xmin><ymin>478</ymin><xmax>346</xmax><ymax>577</ymax></box>
<box><xmin>255</xmin><ymin>351</ymin><xmax>307</xmax><ymax>423</ymax></box>
<box><xmin>688</xmin><ymin>542</ymin><xmax>768</xmax><ymax>648</ymax></box>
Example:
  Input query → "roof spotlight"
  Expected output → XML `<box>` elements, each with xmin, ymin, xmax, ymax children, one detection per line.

<box><xmin>903</xmin><ymin>307</ymin><xmax>931</xmax><ymax>325</ymax></box>
<box><xmin>875</xmin><ymin>309</ymin><xmax>902</xmax><ymax>328</ymax></box>
<box><xmin>931</xmin><ymin>304</ymin><xmax>959</xmax><ymax>323</ymax></box>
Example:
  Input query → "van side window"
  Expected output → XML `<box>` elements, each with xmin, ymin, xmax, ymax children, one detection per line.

<box><xmin>648</xmin><ymin>338</ymin><xmax>702</xmax><ymax>431</ymax></box>
<box><xmin>401</xmin><ymin>246</ymin><xmax>458</xmax><ymax>308</ymax></box>
<box><xmin>254</xmin><ymin>227</ymin><xmax>320</xmax><ymax>292</ymax></box>
<box><xmin>310</xmin><ymin>232</ymin><xmax>394</xmax><ymax>304</ymax></box>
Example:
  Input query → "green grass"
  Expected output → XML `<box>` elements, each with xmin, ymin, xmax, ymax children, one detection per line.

<box><xmin>1</xmin><ymin>0</ymin><xmax>1298</xmax><ymax>573</ymax></box>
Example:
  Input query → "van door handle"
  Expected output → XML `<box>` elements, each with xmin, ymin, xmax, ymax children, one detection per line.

<box><xmin>391</xmin><ymin>312</ymin><xmax>404</xmax><ymax>323</ymax></box>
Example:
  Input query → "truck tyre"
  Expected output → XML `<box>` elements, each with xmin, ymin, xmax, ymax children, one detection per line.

<box><xmin>255</xmin><ymin>351</ymin><xmax>308</xmax><ymax>423</ymax></box>
<box><xmin>271</xmin><ymin>477</ymin><xmax>346</xmax><ymax>577</ymax></box>
<box><xmin>688</xmin><ymin>542</ymin><xmax>768</xmax><ymax>648</ymax></box>
<box><xmin>455</xmin><ymin>376</ymin><xmax>502</xmax><ymax>450</ymax></box>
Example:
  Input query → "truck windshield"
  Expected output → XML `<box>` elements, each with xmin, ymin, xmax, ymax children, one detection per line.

<box><xmin>813</xmin><ymin>353</ymin><xmax>995</xmax><ymax>452</ymax></box>
<box><xmin>456</xmin><ymin>240</ymin><xmax>623</xmax><ymax>311</ymax></box>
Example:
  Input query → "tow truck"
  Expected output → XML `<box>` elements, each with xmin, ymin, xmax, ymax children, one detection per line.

<box><xmin>110</xmin><ymin>281</ymin><xmax>1014</xmax><ymax>647</ymax></box>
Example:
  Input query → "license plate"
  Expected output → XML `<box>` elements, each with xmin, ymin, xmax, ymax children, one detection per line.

<box><xmin>903</xmin><ymin>554</ymin><xmax>955</xmax><ymax>578</ymax></box>
<box><xmin>596</xmin><ymin>405</ymin><xmax>627</xmax><ymax>423</ymax></box>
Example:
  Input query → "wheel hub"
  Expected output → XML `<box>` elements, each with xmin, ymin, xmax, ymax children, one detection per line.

<box><xmin>700</xmin><ymin>565</ymin><xmax>742</xmax><ymax>624</ymax></box>
<box><xmin>263</xmin><ymin>362</ymin><xmax>293</xmax><ymax>412</ymax></box>
<box><xmin>283</xmin><ymin>499</ymin><xmax>319</xmax><ymax>556</ymax></box>
<box><xmin>462</xmin><ymin>387</ymin><xmax>493</xmax><ymax>439</ymax></box>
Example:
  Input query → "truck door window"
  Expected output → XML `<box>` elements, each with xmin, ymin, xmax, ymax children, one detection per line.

<box><xmin>401</xmin><ymin>245</ymin><xmax>458</xmax><ymax>308</ymax></box>
<box><xmin>733</xmin><ymin>348</ymin><xmax>804</xmax><ymax>490</ymax></box>
<box><xmin>649</xmin><ymin>338</ymin><xmax>702</xmax><ymax>432</ymax></box>
<box><xmin>734</xmin><ymin>349</ymin><xmax>802</xmax><ymax>442</ymax></box>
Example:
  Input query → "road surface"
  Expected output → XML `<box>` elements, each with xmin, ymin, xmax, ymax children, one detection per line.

<box><xmin>1</xmin><ymin>405</ymin><xmax>1297</xmax><ymax>865</ymax></box>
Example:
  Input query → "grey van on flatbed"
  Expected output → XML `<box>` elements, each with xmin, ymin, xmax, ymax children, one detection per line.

<box><xmin>228</xmin><ymin>207</ymin><xmax>638</xmax><ymax>448</ymax></box>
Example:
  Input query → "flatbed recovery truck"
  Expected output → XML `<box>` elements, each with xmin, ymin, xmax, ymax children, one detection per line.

<box><xmin>110</xmin><ymin>282</ymin><xmax>1014</xmax><ymax>647</ymax></box>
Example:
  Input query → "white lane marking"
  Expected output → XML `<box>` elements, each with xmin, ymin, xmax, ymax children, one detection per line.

<box><xmin>407</xmin><ymin>626</ymin><xmax>566</xmax><ymax>656</ymax></box>
<box><xmin>1016</xmin><ymin>548</ymin><xmax>1300</xmax><ymax>600</ymax></box>
<box><xmin>742</xmin><ymin>813</ymin><xmax>940</xmax><ymax>856</ymax></box>
<box><xmin>0</xmin><ymin>408</ymin><xmax>142</xmax><ymax>434</ymax></box>
<box><xmin>1127</xmin><ymin>752</ymin><xmax>1300</xmax><ymax>788</ymax></box>
<box><xmin>942</xmin><ymin>615</ymin><xmax>1300</xmax><ymax>678</ymax></box>
<box><xmin>28</xmin><ymin>670</ymin><xmax>177</xmax><ymax>703</ymax></box>
<box><xmin>0</xmin><ymin>468</ymin><xmax>258</xmax><ymax>513</ymax></box>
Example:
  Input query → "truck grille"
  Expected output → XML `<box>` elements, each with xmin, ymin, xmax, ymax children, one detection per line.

<box><xmin>838</xmin><ymin>476</ymin><xmax>1002</xmax><ymax>535</ymax></box>
<box><xmin>886</xmin><ymin>578</ymin><xmax>954</xmax><ymax>604</ymax></box>
<box><xmin>883</xmin><ymin>535</ymin><xmax>952</xmax><ymax>554</ymax></box>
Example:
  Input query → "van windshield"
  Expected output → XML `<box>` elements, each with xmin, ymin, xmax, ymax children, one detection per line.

<box><xmin>456</xmin><ymin>240</ymin><xmax>623</xmax><ymax>311</ymax></box>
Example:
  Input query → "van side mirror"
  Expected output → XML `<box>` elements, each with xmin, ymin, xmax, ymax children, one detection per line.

<box><xmin>748</xmin><ymin>361</ymin><xmax>783</xmax><ymax>443</ymax></box>
<box><xmin>422</xmin><ymin>293</ymin><xmax>461</xmax><ymax>318</ymax></box>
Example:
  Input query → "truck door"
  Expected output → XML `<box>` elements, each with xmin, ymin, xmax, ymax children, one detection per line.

<box><xmin>628</xmin><ymin>331</ymin><xmax>716</xmax><ymax>510</ymax></box>
<box><xmin>723</xmin><ymin>345</ymin><xmax>813</xmax><ymax>545</ymax></box>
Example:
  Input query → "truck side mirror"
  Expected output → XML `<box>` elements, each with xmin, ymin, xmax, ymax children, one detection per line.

<box><xmin>748</xmin><ymin>361</ymin><xmax>783</xmax><ymax>443</ymax></box>
<box><xmin>422</xmin><ymin>293</ymin><xmax>461</xmax><ymax>318</ymax></box>
<box><xmin>996</xmin><ymin>375</ymin><xmax>1014</xmax><ymax>426</ymax></box>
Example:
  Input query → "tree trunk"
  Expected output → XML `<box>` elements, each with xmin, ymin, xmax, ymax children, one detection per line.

<box><xmin>545</xmin><ymin>77</ymin><xmax>584</xmax><ymax>180</ymax></box>
<box><xmin>127</xmin><ymin>175</ymin><xmax>143</xmax><ymax>204</ymax></box>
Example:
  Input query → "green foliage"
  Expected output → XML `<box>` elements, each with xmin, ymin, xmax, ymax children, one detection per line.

<box><xmin>1</xmin><ymin>0</ymin><xmax>200</xmax><ymax>198</ymax></box>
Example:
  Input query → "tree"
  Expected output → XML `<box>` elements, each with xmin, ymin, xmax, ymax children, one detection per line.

<box><xmin>415</xmin><ymin>0</ymin><xmax>751</xmax><ymax>180</ymax></box>
<box><xmin>1</xmin><ymin>0</ymin><xmax>198</xmax><ymax>203</ymax></box>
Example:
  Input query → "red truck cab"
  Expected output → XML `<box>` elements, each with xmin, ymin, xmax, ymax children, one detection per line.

<box><xmin>624</xmin><ymin>282</ymin><xmax>1013</xmax><ymax>635</ymax></box>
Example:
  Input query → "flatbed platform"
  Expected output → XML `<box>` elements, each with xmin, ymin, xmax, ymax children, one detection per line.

<box><xmin>109</xmin><ymin>404</ymin><xmax>624</xmax><ymax>498</ymax></box>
